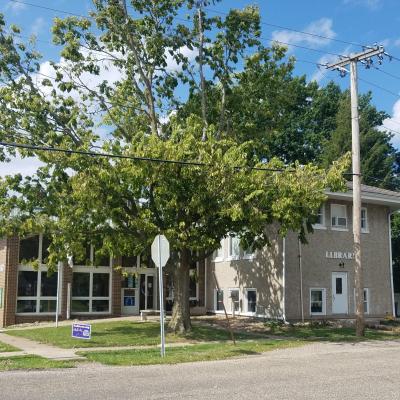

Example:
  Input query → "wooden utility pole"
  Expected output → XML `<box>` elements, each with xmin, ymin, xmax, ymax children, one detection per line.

<box><xmin>327</xmin><ymin>46</ymin><xmax>385</xmax><ymax>337</ymax></box>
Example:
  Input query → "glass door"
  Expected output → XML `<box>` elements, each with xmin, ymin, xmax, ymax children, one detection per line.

<box><xmin>121</xmin><ymin>275</ymin><xmax>138</xmax><ymax>315</ymax></box>
<box><xmin>140</xmin><ymin>274</ymin><xmax>155</xmax><ymax>311</ymax></box>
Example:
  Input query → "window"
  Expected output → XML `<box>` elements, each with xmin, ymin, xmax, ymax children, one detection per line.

<box><xmin>16</xmin><ymin>269</ymin><xmax>58</xmax><ymax>314</ymax></box>
<box><xmin>72</xmin><ymin>270</ymin><xmax>111</xmax><ymax>314</ymax></box>
<box><xmin>313</xmin><ymin>205</ymin><xmax>325</xmax><ymax>228</ymax></box>
<box><xmin>213</xmin><ymin>240</ymin><xmax>224</xmax><ymax>262</ymax></box>
<box><xmin>19</xmin><ymin>236</ymin><xmax>39</xmax><ymax>264</ymax></box>
<box><xmin>229</xmin><ymin>289</ymin><xmax>240</xmax><ymax>313</ymax></box>
<box><xmin>354</xmin><ymin>288</ymin><xmax>369</xmax><ymax>314</ymax></box>
<box><xmin>310</xmin><ymin>288</ymin><xmax>326</xmax><ymax>315</ymax></box>
<box><xmin>361</xmin><ymin>208</ymin><xmax>368</xmax><ymax>233</ymax></box>
<box><xmin>331</xmin><ymin>204</ymin><xmax>347</xmax><ymax>229</ymax></box>
<box><xmin>189</xmin><ymin>261</ymin><xmax>198</xmax><ymax>300</ymax></box>
<box><xmin>246</xmin><ymin>289</ymin><xmax>257</xmax><ymax>314</ymax></box>
<box><xmin>242</xmin><ymin>245</ymin><xmax>254</xmax><ymax>260</ymax></box>
<box><xmin>228</xmin><ymin>236</ymin><xmax>240</xmax><ymax>260</ymax></box>
<box><xmin>215</xmin><ymin>289</ymin><xmax>224</xmax><ymax>311</ymax></box>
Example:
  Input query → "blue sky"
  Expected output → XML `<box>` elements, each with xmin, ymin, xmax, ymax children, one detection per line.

<box><xmin>1</xmin><ymin>0</ymin><xmax>400</xmax><ymax>175</ymax></box>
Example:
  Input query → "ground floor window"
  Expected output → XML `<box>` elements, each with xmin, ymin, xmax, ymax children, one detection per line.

<box><xmin>354</xmin><ymin>288</ymin><xmax>369</xmax><ymax>314</ymax></box>
<box><xmin>72</xmin><ymin>269</ymin><xmax>111</xmax><ymax>313</ymax></box>
<box><xmin>245</xmin><ymin>289</ymin><xmax>257</xmax><ymax>314</ymax></box>
<box><xmin>215</xmin><ymin>289</ymin><xmax>224</xmax><ymax>311</ymax></box>
<box><xmin>310</xmin><ymin>288</ymin><xmax>326</xmax><ymax>315</ymax></box>
<box><xmin>229</xmin><ymin>289</ymin><xmax>240</xmax><ymax>313</ymax></box>
<box><xmin>16</xmin><ymin>268</ymin><xmax>58</xmax><ymax>314</ymax></box>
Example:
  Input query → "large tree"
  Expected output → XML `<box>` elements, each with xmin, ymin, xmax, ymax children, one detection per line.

<box><xmin>0</xmin><ymin>2</ymin><xmax>347</xmax><ymax>332</ymax></box>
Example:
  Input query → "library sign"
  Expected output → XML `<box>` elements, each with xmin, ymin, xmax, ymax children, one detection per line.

<box><xmin>325</xmin><ymin>251</ymin><xmax>354</xmax><ymax>260</ymax></box>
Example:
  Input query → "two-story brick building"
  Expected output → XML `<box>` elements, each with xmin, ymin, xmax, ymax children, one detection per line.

<box><xmin>0</xmin><ymin>183</ymin><xmax>399</xmax><ymax>327</ymax></box>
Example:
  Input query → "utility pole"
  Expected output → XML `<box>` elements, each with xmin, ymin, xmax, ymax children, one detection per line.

<box><xmin>327</xmin><ymin>46</ymin><xmax>385</xmax><ymax>337</ymax></box>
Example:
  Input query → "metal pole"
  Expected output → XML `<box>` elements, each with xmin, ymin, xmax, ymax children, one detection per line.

<box><xmin>55</xmin><ymin>261</ymin><xmax>62</xmax><ymax>328</ymax></box>
<box><xmin>350</xmin><ymin>60</ymin><xmax>365</xmax><ymax>336</ymax></box>
<box><xmin>158</xmin><ymin>235</ymin><xmax>165</xmax><ymax>357</ymax></box>
<box><xmin>298</xmin><ymin>239</ymin><xmax>304</xmax><ymax>323</ymax></box>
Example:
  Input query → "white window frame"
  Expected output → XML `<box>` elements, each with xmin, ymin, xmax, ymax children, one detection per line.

<box><xmin>227</xmin><ymin>236</ymin><xmax>240</xmax><ymax>261</ymax></box>
<box><xmin>313</xmin><ymin>204</ymin><xmax>326</xmax><ymax>230</ymax></box>
<box><xmin>310</xmin><ymin>288</ymin><xmax>326</xmax><ymax>316</ymax></box>
<box><xmin>214</xmin><ymin>289</ymin><xmax>224</xmax><ymax>313</ymax></box>
<box><xmin>213</xmin><ymin>240</ymin><xmax>224</xmax><ymax>262</ymax></box>
<box><xmin>331</xmin><ymin>204</ymin><xmax>348</xmax><ymax>231</ymax></box>
<box><xmin>244</xmin><ymin>288</ymin><xmax>257</xmax><ymax>315</ymax></box>
<box><xmin>354</xmin><ymin>288</ymin><xmax>369</xmax><ymax>314</ymax></box>
<box><xmin>361</xmin><ymin>207</ymin><xmax>369</xmax><ymax>233</ymax></box>
<box><xmin>16</xmin><ymin>234</ymin><xmax>61</xmax><ymax>316</ymax></box>
<box><xmin>72</xmin><ymin>246</ymin><xmax>112</xmax><ymax>315</ymax></box>
<box><xmin>228</xmin><ymin>288</ymin><xmax>240</xmax><ymax>314</ymax></box>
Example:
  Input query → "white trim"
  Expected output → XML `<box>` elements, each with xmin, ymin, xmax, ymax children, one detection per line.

<box><xmin>353</xmin><ymin>288</ymin><xmax>369</xmax><ymax>315</ymax></box>
<box><xmin>212</xmin><ymin>240</ymin><xmax>224</xmax><ymax>262</ymax></box>
<box><xmin>309</xmin><ymin>288</ymin><xmax>326</xmax><ymax>316</ymax></box>
<box><xmin>227</xmin><ymin>236</ymin><xmax>240</xmax><ymax>261</ymax></box>
<box><xmin>228</xmin><ymin>288</ymin><xmax>240</xmax><ymax>314</ymax></box>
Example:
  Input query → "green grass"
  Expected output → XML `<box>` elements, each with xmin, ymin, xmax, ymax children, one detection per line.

<box><xmin>0</xmin><ymin>355</ymin><xmax>76</xmax><ymax>371</ymax></box>
<box><xmin>267</xmin><ymin>324</ymin><xmax>400</xmax><ymax>342</ymax></box>
<box><xmin>79</xmin><ymin>340</ymin><xmax>304</xmax><ymax>366</ymax></box>
<box><xmin>5</xmin><ymin>321</ymin><xmax>256</xmax><ymax>349</ymax></box>
<box><xmin>0</xmin><ymin>341</ymin><xmax>19</xmax><ymax>353</ymax></box>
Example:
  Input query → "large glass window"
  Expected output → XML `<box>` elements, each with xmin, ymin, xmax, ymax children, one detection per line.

<box><xmin>313</xmin><ymin>205</ymin><xmax>325</xmax><ymax>228</ymax></box>
<box><xmin>19</xmin><ymin>236</ymin><xmax>39</xmax><ymax>263</ymax></box>
<box><xmin>16</xmin><ymin>270</ymin><xmax>58</xmax><ymax>314</ymax></box>
<box><xmin>71</xmin><ymin>270</ymin><xmax>111</xmax><ymax>314</ymax></box>
<box><xmin>213</xmin><ymin>240</ymin><xmax>224</xmax><ymax>262</ymax></box>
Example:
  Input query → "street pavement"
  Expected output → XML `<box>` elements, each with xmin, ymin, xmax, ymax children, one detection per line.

<box><xmin>1</xmin><ymin>340</ymin><xmax>400</xmax><ymax>400</ymax></box>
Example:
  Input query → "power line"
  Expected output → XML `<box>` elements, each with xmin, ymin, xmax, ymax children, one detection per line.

<box><xmin>0</xmin><ymin>141</ymin><xmax>293</xmax><ymax>173</ymax></box>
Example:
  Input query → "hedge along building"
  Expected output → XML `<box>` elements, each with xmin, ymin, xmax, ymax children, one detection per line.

<box><xmin>0</xmin><ymin>183</ymin><xmax>399</xmax><ymax>327</ymax></box>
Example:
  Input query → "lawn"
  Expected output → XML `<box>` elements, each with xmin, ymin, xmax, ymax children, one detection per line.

<box><xmin>79</xmin><ymin>339</ymin><xmax>304</xmax><ymax>366</ymax></box>
<box><xmin>267</xmin><ymin>324</ymin><xmax>400</xmax><ymax>342</ymax></box>
<box><xmin>0</xmin><ymin>341</ymin><xmax>19</xmax><ymax>353</ymax></box>
<box><xmin>0</xmin><ymin>355</ymin><xmax>76</xmax><ymax>371</ymax></box>
<box><xmin>5</xmin><ymin>321</ymin><xmax>257</xmax><ymax>349</ymax></box>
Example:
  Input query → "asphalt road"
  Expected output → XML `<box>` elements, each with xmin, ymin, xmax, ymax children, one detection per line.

<box><xmin>2</xmin><ymin>341</ymin><xmax>400</xmax><ymax>400</ymax></box>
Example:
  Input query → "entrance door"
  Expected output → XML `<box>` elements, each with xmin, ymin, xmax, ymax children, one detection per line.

<box><xmin>139</xmin><ymin>274</ymin><xmax>155</xmax><ymax>311</ymax></box>
<box><xmin>332</xmin><ymin>272</ymin><xmax>348</xmax><ymax>314</ymax></box>
<box><xmin>121</xmin><ymin>275</ymin><xmax>138</xmax><ymax>315</ymax></box>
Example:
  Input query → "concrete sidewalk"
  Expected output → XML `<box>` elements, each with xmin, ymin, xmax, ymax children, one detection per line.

<box><xmin>0</xmin><ymin>333</ymin><xmax>84</xmax><ymax>360</ymax></box>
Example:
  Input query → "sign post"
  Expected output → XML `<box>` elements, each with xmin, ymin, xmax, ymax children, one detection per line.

<box><xmin>151</xmin><ymin>234</ymin><xmax>170</xmax><ymax>357</ymax></box>
<box><xmin>55</xmin><ymin>261</ymin><xmax>62</xmax><ymax>328</ymax></box>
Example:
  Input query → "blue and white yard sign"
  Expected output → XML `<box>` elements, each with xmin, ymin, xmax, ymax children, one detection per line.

<box><xmin>72</xmin><ymin>323</ymin><xmax>91</xmax><ymax>340</ymax></box>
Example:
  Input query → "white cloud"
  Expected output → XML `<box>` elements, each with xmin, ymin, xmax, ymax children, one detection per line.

<box><xmin>342</xmin><ymin>0</ymin><xmax>382</xmax><ymax>10</ymax></box>
<box><xmin>272</xmin><ymin>18</ymin><xmax>336</xmax><ymax>51</ymax></box>
<box><xmin>30</xmin><ymin>17</ymin><xmax>45</xmax><ymax>37</ymax></box>
<box><xmin>5</xmin><ymin>1</ymin><xmax>26</xmax><ymax>14</ymax></box>
<box><xmin>0</xmin><ymin>156</ymin><xmax>43</xmax><ymax>178</ymax></box>
<box><xmin>381</xmin><ymin>99</ymin><xmax>400</xmax><ymax>150</ymax></box>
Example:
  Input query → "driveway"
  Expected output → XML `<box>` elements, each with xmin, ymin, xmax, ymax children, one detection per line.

<box><xmin>1</xmin><ymin>341</ymin><xmax>400</xmax><ymax>400</ymax></box>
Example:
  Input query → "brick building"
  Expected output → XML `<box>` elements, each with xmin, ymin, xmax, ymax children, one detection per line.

<box><xmin>0</xmin><ymin>184</ymin><xmax>399</xmax><ymax>327</ymax></box>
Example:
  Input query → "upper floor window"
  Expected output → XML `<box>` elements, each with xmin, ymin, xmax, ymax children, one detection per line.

<box><xmin>213</xmin><ymin>240</ymin><xmax>224</xmax><ymax>262</ymax></box>
<box><xmin>331</xmin><ymin>204</ymin><xmax>347</xmax><ymax>229</ymax></box>
<box><xmin>228</xmin><ymin>236</ymin><xmax>240</xmax><ymax>260</ymax></box>
<box><xmin>313</xmin><ymin>204</ymin><xmax>325</xmax><ymax>228</ymax></box>
<box><xmin>19</xmin><ymin>234</ymin><xmax>52</xmax><ymax>265</ymax></box>
<box><xmin>361</xmin><ymin>208</ymin><xmax>368</xmax><ymax>233</ymax></box>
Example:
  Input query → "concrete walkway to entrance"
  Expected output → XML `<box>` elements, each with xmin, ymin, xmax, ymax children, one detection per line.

<box><xmin>0</xmin><ymin>333</ymin><xmax>85</xmax><ymax>360</ymax></box>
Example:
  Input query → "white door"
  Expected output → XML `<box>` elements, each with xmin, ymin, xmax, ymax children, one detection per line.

<box><xmin>332</xmin><ymin>272</ymin><xmax>348</xmax><ymax>314</ymax></box>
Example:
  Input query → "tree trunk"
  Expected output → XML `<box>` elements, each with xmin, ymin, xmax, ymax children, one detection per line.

<box><xmin>168</xmin><ymin>248</ymin><xmax>192</xmax><ymax>333</ymax></box>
